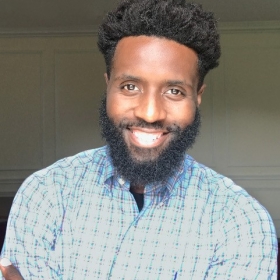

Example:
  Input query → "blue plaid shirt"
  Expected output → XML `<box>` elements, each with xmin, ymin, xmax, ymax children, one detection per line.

<box><xmin>1</xmin><ymin>146</ymin><xmax>278</xmax><ymax>279</ymax></box>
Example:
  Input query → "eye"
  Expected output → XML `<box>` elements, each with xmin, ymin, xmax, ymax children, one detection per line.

<box><xmin>121</xmin><ymin>84</ymin><xmax>139</xmax><ymax>91</ymax></box>
<box><xmin>166</xmin><ymin>88</ymin><xmax>184</xmax><ymax>96</ymax></box>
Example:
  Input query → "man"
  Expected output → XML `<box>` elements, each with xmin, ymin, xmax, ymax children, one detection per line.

<box><xmin>0</xmin><ymin>0</ymin><xmax>278</xmax><ymax>279</ymax></box>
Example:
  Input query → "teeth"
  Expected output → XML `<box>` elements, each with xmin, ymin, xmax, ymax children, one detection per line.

<box><xmin>133</xmin><ymin>131</ymin><xmax>162</xmax><ymax>144</ymax></box>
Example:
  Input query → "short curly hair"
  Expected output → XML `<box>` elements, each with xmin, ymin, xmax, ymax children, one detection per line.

<box><xmin>98</xmin><ymin>0</ymin><xmax>221</xmax><ymax>87</ymax></box>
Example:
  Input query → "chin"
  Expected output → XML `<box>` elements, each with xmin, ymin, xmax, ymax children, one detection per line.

<box><xmin>128</xmin><ymin>145</ymin><xmax>165</xmax><ymax>163</ymax></box>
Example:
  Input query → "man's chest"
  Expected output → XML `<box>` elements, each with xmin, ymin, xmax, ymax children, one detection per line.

<box><xmin>56</xmin><ymin>191</ymin><xmax>216</xmax><ymax>279</ymax></box>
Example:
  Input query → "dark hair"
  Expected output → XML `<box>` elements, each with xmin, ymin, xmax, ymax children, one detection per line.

<box><xmin>98</xmin><ymin>0</ymin><xmax>221</xmax><ymax>87</ymax></box>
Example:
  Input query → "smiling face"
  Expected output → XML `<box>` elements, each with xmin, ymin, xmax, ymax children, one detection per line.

<box><xmin>105</xmin><ymin>36</ymin><xmax>204</xmax><ymax>163</ymax></box>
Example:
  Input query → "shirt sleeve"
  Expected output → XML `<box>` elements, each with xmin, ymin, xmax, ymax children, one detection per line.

<box><xmin>206</xmin><ymin>194</ymin><xmax>278</xmax><ymax>279</ymax></box>
<box><xmin>0</xmin><ymin>175</ymin><xmax>64</xmax><ymax>280</ymax></box>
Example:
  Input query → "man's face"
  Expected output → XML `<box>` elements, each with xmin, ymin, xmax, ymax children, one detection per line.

<box><xmin>102</xmin><ymin>36</ymin><xmax>204</xmax><ymax>186</ymax></box>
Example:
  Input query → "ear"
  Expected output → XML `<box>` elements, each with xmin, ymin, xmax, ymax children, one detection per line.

<box><xmin>196</xmin><ymin>84</ymin><xmax>206</xmax><ymax>107</ymax></box>
<box><xmin>104</xmin><ymin>73</ymin><xmax>109</xmax><ymax>86</ymax></box>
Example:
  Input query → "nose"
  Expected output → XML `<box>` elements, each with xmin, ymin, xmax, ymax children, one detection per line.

<box><xmin>134</xmin><ymin>91</ymin><xmax>167</xmax><ymax>123</ymax></box>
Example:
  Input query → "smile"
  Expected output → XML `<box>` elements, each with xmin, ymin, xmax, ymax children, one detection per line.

<box><xmin>133</xmin><ymin>130</ymin><xmax>162</xmax><ymax>144</ymax></box>
<box><xmin>127</xmin><ymin>128</ymin><xmax>168</xmax><ymax>148</ymax></box>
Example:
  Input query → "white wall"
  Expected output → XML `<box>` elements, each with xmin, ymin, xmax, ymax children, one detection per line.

<box><xmin>189</xmin><ymin>21</ymin><xmax>280</xmax><ymax>236</ymax></box>
<box><xmin>1</xmin><ymin>22</ymin><xmax>280</xmax><ymax>236</ymax></box>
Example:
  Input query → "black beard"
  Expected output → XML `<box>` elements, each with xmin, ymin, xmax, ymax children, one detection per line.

<box><xmin>99</xmin><ymin>97</ymin><xmax>201</xmax><ymax>186</ymax></box>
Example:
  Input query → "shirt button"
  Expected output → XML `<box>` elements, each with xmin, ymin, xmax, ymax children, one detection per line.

<box><xmin>118</xmin><ymin>177</ymin><xmax>125</xmax><ymax>185</ymax></box>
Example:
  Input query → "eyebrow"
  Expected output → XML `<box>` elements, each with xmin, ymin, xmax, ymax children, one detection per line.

<box><xmin>165</xmin><ymin>79</ymin><xmax>194</xmax><ymax>90</ymax></box>
<box><xmin>113</xmin><ymin>74</ymin><xmax>142</xmax><ymax>82</ymax></box>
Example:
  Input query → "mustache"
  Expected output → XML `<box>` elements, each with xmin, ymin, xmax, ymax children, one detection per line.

<box><xmin>117</xmin><ymin>118</ymin><xmax>181</xmax><ymax>133</ymax></box>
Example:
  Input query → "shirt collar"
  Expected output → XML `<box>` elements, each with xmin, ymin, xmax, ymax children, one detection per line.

<box><xmin>102</xmin><ymin>146</ymin><xmax>115</xmax><ymax>184</ymax></box>
<box><xmin>102</xmin><ymin>146</ymin><xmax>192</xmax><ymax>196</ymax></box>
<box><xmin>144</xmin><ymin>156</ymin><xmax>188</xmax><ymax>196</ymax></box>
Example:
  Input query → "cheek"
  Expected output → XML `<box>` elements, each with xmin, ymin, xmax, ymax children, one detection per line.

<box><xmin>166</xmin><ymin>102</ymin><xmax>197</xmax><ymax>127</ymax></box>
<box><xmin>106</xmin><ymin>93</ymin><xmax>135</xmax><ymax>120</ymax></box>
<box><xmin>106</xmin><ymin>94</ymin><xmax>122</xmax><ymax>119</ymax></box>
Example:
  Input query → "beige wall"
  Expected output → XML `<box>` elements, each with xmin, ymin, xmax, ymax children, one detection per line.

<box><xmin>1</xmin><ymin>22</ymin><xmax>280</xmax><ymax>236</ymax></box>
<box><xmin>0</xmin><ymin>36</ymin><xmax>105</xmax><ymax>198</ymax></box>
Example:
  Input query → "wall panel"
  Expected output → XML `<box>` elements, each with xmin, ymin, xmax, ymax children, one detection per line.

<box><xmin>0</xmin><ymin>23</ymin><xmax>280</xmax><ymax>236</ymax></box>
<box><xmin>55</xmin><ymin>50</ymin><xmax>105</xmax><ymax>160</ymax></box>
<box><xmin>188</xmin><ymin>75</ymin><xmax>216</xmax><ymax>168</ymax></box>
<box><xmin>0</xmin><ymin>52</ymin><xmax>43</xmax><ymax>170</ymax></box>
<box><xmin>225</xmin><ymin>47</ymin><xmax>280</xmax><ymax>168</ymax></box>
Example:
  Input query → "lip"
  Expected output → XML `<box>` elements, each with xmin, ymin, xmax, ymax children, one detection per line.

<box><xmin>125</xmin><ymin>127</ymin><xmax>169</xmax><ymax>148</ymax></box>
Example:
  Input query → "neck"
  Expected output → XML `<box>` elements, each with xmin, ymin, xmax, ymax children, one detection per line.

<box><xmin>130</xmin><ymin>184</ymin><xmax>145</xmax><ymax>194</ymax></box>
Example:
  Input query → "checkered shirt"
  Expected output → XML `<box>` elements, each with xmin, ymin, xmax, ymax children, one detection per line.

<box><xmin>1</xmin><ymin>146</ymin><xmax>278</xmax><ymax>279</ymax></box>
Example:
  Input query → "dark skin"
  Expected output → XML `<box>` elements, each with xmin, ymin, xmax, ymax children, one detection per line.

<box><xmin>130</xmin><ymin>185</ymin><xmax>144</xmax><ymax>193</ymax></box>
<box><xmin>0</xmin><ymin>260</ymin><xmax>23</xmax><ymax>280</ymax></box>
<box><xmin>0</xmin><ymin>37</ymin><xmax>204</xmax><ymax>279</ymax></box>
<box><xmin>105</xmin><ymin>36</ymin><xmax>204</xmax><ymax>193</ymax></box>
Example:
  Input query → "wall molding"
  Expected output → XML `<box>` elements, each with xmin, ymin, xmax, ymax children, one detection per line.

<box><xmin>0</xmin><ymin>21</ymin><xmax>280</xmax><ymax>37</ymax></box>
<box><xmin>230</xmin><ymin>175</ymin><xmax>280</xmax><ymax>190</ymax></box>
<box><xmin>219</xmin><ymin>21</ymin><xmax>280</xmax><ymax>33</ymax></box>
<box><xmin>0</xmin><ymin>179</ymin><xmax>25</xmax><ymax>197</ymax></box>
<box><xmin>0</xmin><ymin>51</ymin><xmax>44</xmax><ymax>171</ymax></box>
<box><xmin>230</xmin><ymin>175</ymin><xmax>280</xmax><ymax>181</ymax></box>
<box><xmin>0</xmin><ymin>26</ymin><xmax>99</xmax><ymax>38</ymax></box>
<box><xmin>273</xmin><ymin>219</ymin><xmax>280</xmax><ymax>236</ymax></box>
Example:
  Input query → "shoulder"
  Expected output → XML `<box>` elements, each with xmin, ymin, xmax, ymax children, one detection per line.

<box><xmin>15</xmin><ymin>146</ymin><xmax>110</xmax><ymax>204</ymax></box>
<box><xmin>34</xmin><ymin>146</ymin><xmax>108</xmax><ymax>177</ymax></box>
<box><xmin>184</xmin><ymin>154</ymin><xmax>249</xmax><ymax>199</ymax></box>
<box><xmin>182</xmin><ymin>154</ymin><xmax>275</xmax><ymax>227</ymax></box>
<box><xmin>183</xmin><ymin>154</ymin><xmax>277</xmax><ymax>244</ymax></box>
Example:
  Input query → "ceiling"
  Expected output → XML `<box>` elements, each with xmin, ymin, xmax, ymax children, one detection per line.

<box><xmin>0</xmin><ymin>0</ymin><xmax>279</xmax><ymax>33</ymax></box>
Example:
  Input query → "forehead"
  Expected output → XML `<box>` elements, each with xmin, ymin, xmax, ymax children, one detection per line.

<box><xmin>111</xmin><ymin>36</ymin><xmax>199</xmax><ymax>83</ymax></box>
